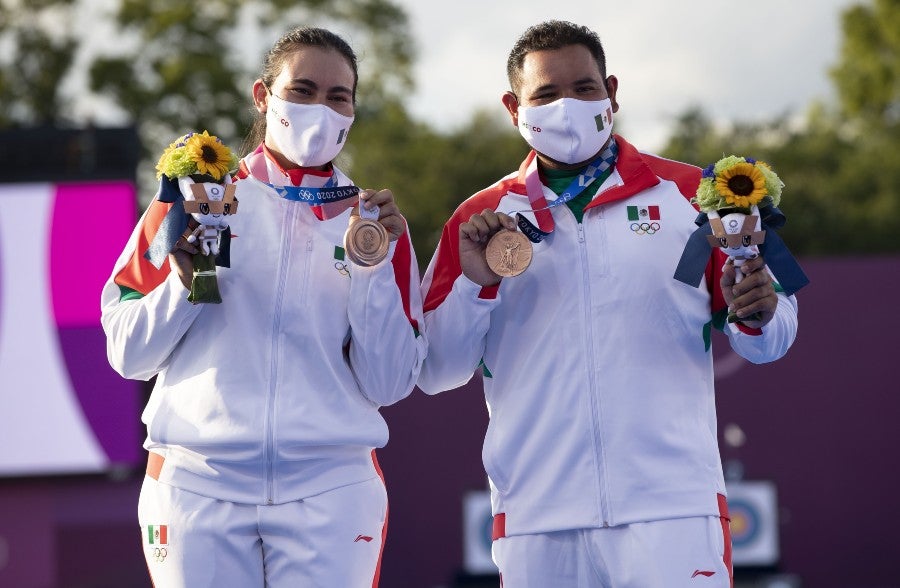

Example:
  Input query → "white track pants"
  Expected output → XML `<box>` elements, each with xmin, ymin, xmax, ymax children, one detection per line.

<box><xmin>492</xmin><ymin>515</ymin><xmax>732</xmax><ymax>588</ymax></box>
<box><xmin>138</xmin><ymin>474</ymin><xmax>388</xmax><ymax>588</ymax></box>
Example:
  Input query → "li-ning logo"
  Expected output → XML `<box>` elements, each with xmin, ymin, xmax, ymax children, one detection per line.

<box><xmin>354</xmin><ymin>535</ymin><xmax>373</xmax><ymax>543</ymax></box>
<box><xmin>691</xmin><ymin>570</ymin><xmax>716</xmax><ymax>578</ymax></box>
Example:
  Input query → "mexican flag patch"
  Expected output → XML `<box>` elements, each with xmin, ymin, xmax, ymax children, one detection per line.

<box><xmin>148</xmin><ymin>524</ymin><xmax>168</xmax><ymax>545</ymax></box>
<box><xmin>595</xmin><ymin>106</ymin><xmax>613</xmax><ymax>131</ymax></box>
<box><xmin>627</xmin><ymin>205</ymin><xmax>660</xmax><ymax>221</ymax></box>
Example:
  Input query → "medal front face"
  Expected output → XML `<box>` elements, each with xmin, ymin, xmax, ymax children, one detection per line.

<box><xmin>344</xmin><ymin>218</ymin><xmax>389</xmax><ymax>267</ymax></box>
<box><xmin>485</xmin><ymin>229</ymin><xmax>533</xmax><ymax>277</ymax></box>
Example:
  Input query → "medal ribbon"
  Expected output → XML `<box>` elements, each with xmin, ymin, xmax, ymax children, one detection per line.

<box><xmin>357</xmin><ymin>191</ymin><xmax>380</xmax><ymax>221</ymax></box>
<box><xmin>265</xmin><ymin>176</ymin><xmax>361</xmax><ymax>218</ymax></box>
<box><xmin>244</xmin><ymin>145</ymin><xmax>360</xmax><ymax>219</ymax></box>
<box><xmin>514</xmin><ymin>140</ymin><xmax>619</xmax><ymax>243</ymax></box>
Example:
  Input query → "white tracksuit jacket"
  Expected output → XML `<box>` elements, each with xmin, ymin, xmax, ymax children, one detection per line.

<box><xmin>418</xmin><ymin>135</ymin><xmax>798</xmax><ymax>536</ymax></box>
<box><xmin>101</xmin><ymin>158</ymin><xmax>426</xmax><ymax>505</ymax></box>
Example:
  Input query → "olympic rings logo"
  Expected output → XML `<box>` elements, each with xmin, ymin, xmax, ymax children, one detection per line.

<box><xmin>630</xmin><ymin>222</ymin><xmax>661</xmax><ymax>235</ymax></box>
<box><xmin>334</xmin><ymin>261</ymin><xmax>350</xmax><ymax>277</ymax></box>
<box><xmin>152</xmin><ymin>547</ymin><xmax>168</xmax><ymax>563</ymax></box>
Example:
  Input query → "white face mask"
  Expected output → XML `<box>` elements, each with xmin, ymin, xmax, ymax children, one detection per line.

<box><xmin>517</xmin><ymin>97</ymin><xmax>614</xmax><ymax>165</ymax></box>
<box><xmin>265</xmin><ymin>94</ymin><xmax>354</xmax><ymax>167</ymax></box>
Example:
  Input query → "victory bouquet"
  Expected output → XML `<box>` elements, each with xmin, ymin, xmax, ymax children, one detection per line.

<box><xmin>674</xmin><ymin>155</ymin><xmax>809</xmax><ymax>322</ymax></box>
<box><xmin>155</xmin><ymin>131</ymin><xmax>240</xmax><ymax>303</ymax></box>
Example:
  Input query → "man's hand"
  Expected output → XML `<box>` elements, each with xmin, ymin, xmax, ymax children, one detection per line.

<box><xmin>458</xmin><ymin>209</ymin><xmax>518</xmax><ymax>287</ymax></box>
<box><xmin>355</xmin><ymin>188</ymin><xmax>406</xmax><ymax>241</ymax></box>
<box><xmin>169</xmin><ymin>249</ymin><xmax>194</xmax><ymax>291</ymax></box>
<box><xmin>720</xmin><ymin>256</ymin><xmax>778</xmax><ymax>328</ymax></box>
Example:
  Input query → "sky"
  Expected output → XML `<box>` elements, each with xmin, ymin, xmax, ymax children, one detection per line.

<box><xmin>390</xmin><ymin>0</ymin><xmax>858</xmax><ymax>152</ymax></box>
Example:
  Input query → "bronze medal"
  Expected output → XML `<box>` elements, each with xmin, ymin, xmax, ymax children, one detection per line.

<box><xmin>485</xmin><ymin>229</ymin><xmax>533</xmax><ymax>277</ymax></box>
<box><xmin>344</xmin><ymin>217</ymin><xmax>389</xmax><ymax>267</ymax></box>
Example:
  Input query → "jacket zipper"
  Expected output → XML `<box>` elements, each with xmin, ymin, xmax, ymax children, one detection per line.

<box><xmin>576</xmin><ymin>219</ymin><xmax>611</xmax><ymax>527</ymax></box>
<box><xmin>298</xmin><ymin>237</ymin><xmax>313</xmax><ymax>305</ymax></box>
<box><xmin>264</xmin><ymin>204</ymin><xmax>297</xmax><ymax>504</ymax></box>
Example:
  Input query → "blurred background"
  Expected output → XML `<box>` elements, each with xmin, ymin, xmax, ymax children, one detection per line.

<box><xmin>1</xmin><ymin>0</ymin><xmax>898</xmax><ymax>586</ymax></box>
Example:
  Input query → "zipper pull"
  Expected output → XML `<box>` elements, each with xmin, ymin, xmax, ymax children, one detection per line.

<box><xmin>577</xmin><ymin>223</ymin><xmax>585</xmax><ymax>243</ymax></box>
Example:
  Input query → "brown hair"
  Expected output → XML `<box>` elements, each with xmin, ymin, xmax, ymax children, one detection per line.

<box><xmin>506</xmin><ymin>20</ymin><xmax>607</xmax><ymax>95</ymax></box>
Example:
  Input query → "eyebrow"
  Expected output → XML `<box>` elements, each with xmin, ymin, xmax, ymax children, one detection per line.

<box><xmin>291</xmin><ymin>78</ymin><xmax>353</xmax><ymax>95</ymax></box>
<box><xmin>529</xmin><ymin>76</ymin><xmax>602</xmax><ymax>96</ymax></box>
<box><xmin>530</xmin><ymin>83</ymin><xmax>558</xmax><ymax>95</ymax></box>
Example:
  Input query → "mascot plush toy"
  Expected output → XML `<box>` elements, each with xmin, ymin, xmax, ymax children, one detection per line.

<box><xmin>154</xmin><ymin>131</ymin><xmax>239</xmax><ymax>304</ymax></box>
<box><xmin>674</xmin><ymin>155</ymin><xmax>809</xmax><ymax>322</ymax></box>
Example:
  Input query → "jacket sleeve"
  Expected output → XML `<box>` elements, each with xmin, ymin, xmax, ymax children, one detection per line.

<box><xmin>724</xmin><ymin>292</ymin><xmax>798</xmax><ymax>364</ymax></box>
<box><xmin>100</xmin><ymin>204</ymin><xmax>203</xmax><ymax>381</ymax></box>
<box><xmin>707</xmin><ymin>248</ymin><xmax>800</xmax><ymax>364</ymax></box>
<box><xmin>346</xmin><ymin>227</ymin><xmax>427</xmax><ymax>406</ymax></box>
<box><xmin>416</xmin><ymin>218</ymin><xmax>502</xmax><ymax>395</ymax></box>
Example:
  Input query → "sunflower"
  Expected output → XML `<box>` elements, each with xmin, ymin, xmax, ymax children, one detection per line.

<box><xmin>185</xmin><ymin>131</ymin><xmax>235</xmax><ymax>181</ymax></box>
<box><xmin>715</xmin><ymin>161</ymin><xmax>767</xmax><ymax>208</ymax></box>
<box><xmin>691</xmin><ymin>155</ymin><xmax>784</xmax><ymax>213</ymax></box>
<box><xmin>155</xmin><ymin>131</ymin><xmax>238</xmax><ymax>180</ymax></box>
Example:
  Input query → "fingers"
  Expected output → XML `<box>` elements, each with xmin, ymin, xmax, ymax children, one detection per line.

<box><xmin>738</xmin><ymin>255</ymin><xmax>766</xmax><ymax>276</ymax></box>
<box><xmin>729</xmin><ymin>258</ymin><xmax>768</xmax><ymax>297</ymax></box>
<box><xmin>360</xmin><ymin>188</ymin><xmax>392</xmax><ymax>209</ymax></box>
<box><xmin>497</xmin><ymin>212</ymin><xmax>517</xmax><ymax>230</ymax></box>
<box><xmin>728</xmin><ymin>260</ymin><xmax>777</xmax><ymax>325</ymax></box>
<box><xmin>459</xmin><ymin>209</ymin><xmax>517</xmax><ymax>244</ymax></box>
<box><xmin>168</xmin><ymin>250</ymin><xmax>194</xmax><ymax>291</ymax></box>
<box><xmin>357</xmin><ymin>188</ymin><xmax>406</xmax><ymax>240</ymax></box>
<box><xmin>720</xmin><ymin>254</ymin><xmax>766</xmax><ymax>299</ymax></box>
<box><xmin>719</xmin><ymin>258</ymin><xmax>738</xmax><ymax>297</ymax></box>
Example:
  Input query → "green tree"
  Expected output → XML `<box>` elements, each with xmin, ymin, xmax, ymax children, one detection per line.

<box><xmin>1</xmin><ymin>0</ymin><xmax>415</xmax><ymax>198</ymax></box>
<box><xmin>87</xmin><ymin>0</ymin><xmax>414</xmax><ymax>179</ymax></box>
<box><xmin>0</xmin><ymin>0</ymin><xmax>79</xmax><ymax>126</ymax></box>
<box><xmin>830</xmin><ymin>0</ymin><xmax>900</xmax><ymax>128</ymax></box>
<box><xmin>661</xmin><ymin>102</ymin><xmax>900</xmax><ymax>255</ymax></box>
<box><xmin>661</xmin><ymin>0</ymin><xmax>900</xmax><ymax>256</ymax></box>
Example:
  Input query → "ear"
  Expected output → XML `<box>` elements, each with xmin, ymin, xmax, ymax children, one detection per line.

<box><xmin>501</xmin><ymin>92</ymin><xmax>520</xmax><ymax>127</ymax></box>
<box><xmin>252</xmin><ymin>80</ymin><xmax>269</xmax><ymax>114</ymax></box>
<box><xmin>605</xmin><ymin>75</ymin><xmax>620</xmax><ymax>113</ymax></box>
